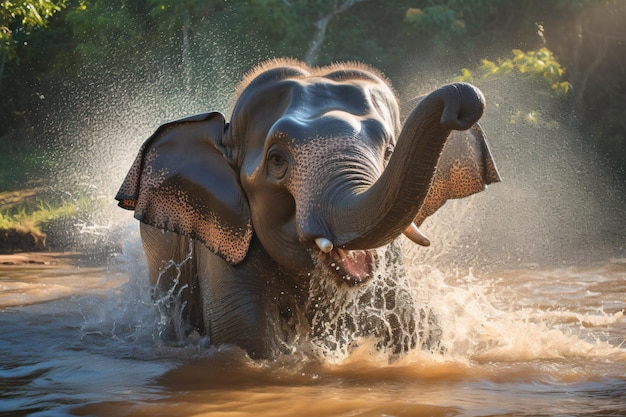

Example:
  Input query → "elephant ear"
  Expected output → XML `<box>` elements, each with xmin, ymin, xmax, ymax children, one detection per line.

<box><xmin>116</xmin><ymin>112</ymin><xmax>252</xmax><ymax>265</ymax></box>
<box><xmin>413</xmin><ymin>122</ymin><xmax>501</xmax><ymax>226</ymax></box>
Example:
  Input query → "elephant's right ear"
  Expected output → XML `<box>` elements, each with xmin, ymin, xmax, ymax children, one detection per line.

<box><xmin>116</xmin><ymin>112</ymin><xmax>252</xmax><ymax>265</ymax></box>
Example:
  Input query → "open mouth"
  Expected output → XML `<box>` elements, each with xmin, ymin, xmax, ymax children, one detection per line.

<box><xmin>324</xmin><ymin>248</ymin><xmax>376</xmax><ymax>285</ymax></box>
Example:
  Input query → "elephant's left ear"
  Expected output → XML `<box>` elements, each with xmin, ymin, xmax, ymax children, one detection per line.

<box><xmin>413</xmin><ymin>123</ymin><xmax>501</xmax><ymax>226</ymax></box>
<box><xmin>116</xmin><ymin>112</ymin><xmax>252</xmax><ymax>265</ymax></box>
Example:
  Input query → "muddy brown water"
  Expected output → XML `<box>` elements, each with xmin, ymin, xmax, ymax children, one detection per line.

<box><xmin>1</xmin><ymin>246</ymin><xmax>625</xmax><ymax>417</ymax></box>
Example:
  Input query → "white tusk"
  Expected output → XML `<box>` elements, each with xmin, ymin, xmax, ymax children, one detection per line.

<box><xmin>314</xmin><ymin>237</ymin><xmax>334</xmax><ymax>253</ymax></box>
<box><xmin>403</xmin><ymin>223</ymin><xmax>431</xmax><ymax>247</ymax></box>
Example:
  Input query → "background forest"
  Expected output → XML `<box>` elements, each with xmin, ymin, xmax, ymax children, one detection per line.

<box><xmin>1</xmin><ymin>0</ymin><xmax>625</xmax><ymax>253</ymax></box>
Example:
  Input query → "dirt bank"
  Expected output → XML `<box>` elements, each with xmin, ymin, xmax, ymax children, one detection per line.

<box><xmin>1</xmin><ymin>187</ymin><xmax>124</xmax><ymax>256</ymax></box>
<box><xmin>0</xmin><ymin>252</ymin><xmax>85</xmax><ymax>267</ymax></box>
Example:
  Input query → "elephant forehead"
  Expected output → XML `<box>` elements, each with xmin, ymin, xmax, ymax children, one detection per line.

<box><xmin>268</xmin><ymin>112</ymin><xmax>362</xmax><ymax>143</ymax></box>
<box><xmin>286</xmin><ymin>79</ymin><xmax>376</xmax><ymax>117</ymax></box>
<box><xmin>264</xmin><ymin>80</ymin><xmax>394</xmax><ymax>145</ymax></box>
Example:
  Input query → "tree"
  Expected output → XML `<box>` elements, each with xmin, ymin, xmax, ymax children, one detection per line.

<box><xmin>304</xmin><ymin>0</ymin><xmax>369</xmax><ymax>65</ymax></box>
<box><xmin>1</xmin><ymin>0</ymin><xmax>624</xmax><ymax>168</ymax></box>
<box><xmin>539</xmin><ymin>1</ymin><xmax>626</xmax><ymax>159</ymax></box>
<box><xmin>147</xmin><ymin>0</ymin><xmax>226</xmax><ymax>91</ymax></box>
<box><xmin>63</xmin><ymin>0</ymin><xmax>149</xmax><ymax>70</ymax></box>
<box><xmin>241</xmin><ymin>0</ymin><xmax>374</xmax><ymax>66</ymax></box>
<box><xmin>0</xmin><ymin>0</ymin><xmax>67</xmax><ymax>91</ymax></box>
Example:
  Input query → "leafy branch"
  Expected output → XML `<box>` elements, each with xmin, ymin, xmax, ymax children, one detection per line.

<box><xmin>0</xmin><ymin>0</ymin><xmax>67</xmax><ymax>88</ymax></box>
<box><xmin>455</xmin><ymin>47</ymin><xmax>571</xmax><ymax>96</ymax></box>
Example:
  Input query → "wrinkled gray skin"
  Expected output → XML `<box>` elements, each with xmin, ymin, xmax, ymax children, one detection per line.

<box><xmin>117</xmin><ymin>59</ymin><xmax>500</xmax><ymax>359</ymax></box>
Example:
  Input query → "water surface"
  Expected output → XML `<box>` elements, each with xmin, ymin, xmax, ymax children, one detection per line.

<box><xmin>1</xmin><ymin>248</ymin><xmax>624</xmax><ymax>417</ymax></box>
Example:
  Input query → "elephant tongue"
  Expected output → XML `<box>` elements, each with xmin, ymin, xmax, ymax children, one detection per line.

<box><xmin>332</xmin><ymin>248</ymin><xmax>374</xmax><ymax>284</ymax></box>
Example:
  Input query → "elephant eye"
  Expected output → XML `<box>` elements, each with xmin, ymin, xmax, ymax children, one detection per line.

<box><xmin>267</xmin><ymin>149</ymin><xmax>289</xmax><ymax>180</ymax></box>
<box><xmin>384</xmin><ymin>144</ymin><xmax>394</xmax><ymax>163</ymax></box>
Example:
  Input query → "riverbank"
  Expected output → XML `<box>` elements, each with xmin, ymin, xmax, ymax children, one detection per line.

<box><xmin>0</xmin><ymin>252</ymin><xmax>86</xmax><ymax>267</ymax></box>
<box><xmin>0</xmin><ymin>187</ymin><xmax>122</xmax><ymax>256</ymax></box>
<box><xmin>1</xmin><ymin>187</ymin><xmax>72</xmax><ymax>253</ymax></box>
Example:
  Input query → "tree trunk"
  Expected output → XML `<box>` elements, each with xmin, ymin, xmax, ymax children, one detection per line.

<box><xmin>0</xmin><ymin>51</ymin><xmax>5</xmax><ymax>95</ymax></box>
<box><xmin>304</xmin><ymin>0</ymin><xmax>369</xmax><ymax>66</ymax></box>
<box><xmin>304</xmin><ymin>15</ymin><xmax>331</xmax><ymax>66</ymax></box>
<box><xmin>182</xmin><ymin>14</ymin><xmax>192</xmax><ymax>93</ymax></box>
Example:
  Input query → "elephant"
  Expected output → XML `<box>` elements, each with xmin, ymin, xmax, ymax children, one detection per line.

<box><xmin>116</xmin><ymin>59</ymin><xmax>500</xmax><ymax>359</ymax></box>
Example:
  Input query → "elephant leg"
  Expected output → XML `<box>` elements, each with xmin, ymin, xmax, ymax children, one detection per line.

<box><xmin>194</xmin><ymin>238</ymin><xmax>306</xmax><ymax>359</ymax></box>
<box><xmin>140</xmin><ymin>223</ymin><xmax>204</xmax><ymax>334</ymax></box>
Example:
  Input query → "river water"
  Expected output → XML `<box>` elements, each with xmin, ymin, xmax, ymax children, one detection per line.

<box><xmin>1</xmin><ymin>237</ymin><xmax>625</xmax><ymax>417</ymax></box>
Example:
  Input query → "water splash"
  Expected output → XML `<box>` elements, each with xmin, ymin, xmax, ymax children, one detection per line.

<box><xmin>78</xmin><ymin>233</ymin><xmax>158</xmax><ymax>349</ymax></box>
<box><xmin>408</xmin><ymin>73</ymin><xmax>625</xmax><ymax>270</ymax></box>
<box><xmin>308</xmin><ymin>242</ymin><xmax>442</xmax><ymax>362</ymax></box>
<box><xmin>76</xmin><ymin>231</ymin><xmax>210</xmax><ymax>360</ymax></box>
<box><xmin>31</xmin><ymin>31</ymin><xmax>259</xmax><ymax>256</ymax></box>
<box><xmin>150</xmin><ymin>242</ymin><xmax>206</xmax><ymax>345</ymax></box>
<box><xmin>39</xmin><ymin>50</ymin><xmax>624</xmax><ymax>371</ymax></box>
<box><xmin>70</xmin><ymin>228</ymin><xmax>625</xmax><ymax>370</ymax></box>
<box><xmin>403</xmin><ymin>255</ymin><xmax>626</xmax><ymax>368</ymax></box>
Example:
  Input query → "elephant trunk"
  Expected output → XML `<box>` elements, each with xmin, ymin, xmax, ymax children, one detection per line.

<box><xmin>329</xmin><ymin>83</ymin><xmax>486</xmax><ymax>249</ymax></box>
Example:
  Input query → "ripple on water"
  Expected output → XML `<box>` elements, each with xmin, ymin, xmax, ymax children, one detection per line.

<box><xmin>0</xmin><ymin>258</ymin><xmax>625</xmax><ymax>416</ymax></box>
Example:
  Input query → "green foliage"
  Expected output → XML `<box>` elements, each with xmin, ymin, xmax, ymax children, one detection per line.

<box><xmin>402</xmin><ymin>0</ymin><xmax>500</xmax><ymax>57</ymax></box>
<box><xmin>455</xmin><ymin>47</ymin><xmax>571</xmax><ymax>96</ymax></box>
<box><xmin>0</xmin><ymin>0</ymin><xmax>625</xmax><ymax>174</ymax></box>
<box><xmin>453</xmin><ymin>47</ymin><xmax>572</xmax><ymax>132</ymax></box>
<box><xmin>238</xmin><ymin>0</ymin><xmax>316</xmax><ymax>57</ymax></box>
<box><xmin>0</xmin><ymin>137</ymin><xmax>55</xmax><ymax>191</ymax></box>
<box><xmin>63</xmin><ymin>0</ymin><xmax>148</xmax><ymax>68</ymax></box>
<box><xmin>0</xmin><ymin>0</ymin><xmax>624</xmax><ymax>252</ymax></box>
<box><xmin>145</xmin><ymin>0</ymin><xmax>227</xmax><ymax>50</ymax></box>
<box><xmin>0</xmin><ymin>0</ymin><xmax>67</xmax><ymax>62</ymax></box>
<box><xmin>0</xmin><ymin>153</ymin><xmax>89</xmax><ymax>248</ymax></box>
<box><xmin>0</xmin><ymin>188</ymin><xmax>108</xmax><ymax>251</ymax></box>
<box><xmin>0</xmin><ymin>200</ymin><xmax>76</xmax><ymax>232</ymax></box>
<box><xmin>404</xmin><ymin>6</ymin><xmax>465</xmax><ymax>35</ymax></box>
<box><xmin>0</xmin><ymin>173</ymin><xmax>93</xmax><ymax>235</ymax></box>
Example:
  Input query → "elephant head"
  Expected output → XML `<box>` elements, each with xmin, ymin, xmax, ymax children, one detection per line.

<box><xmin>116</xmin><ymin>59</ymin><xmax>499</xmax><ymax>287</ymax></box>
